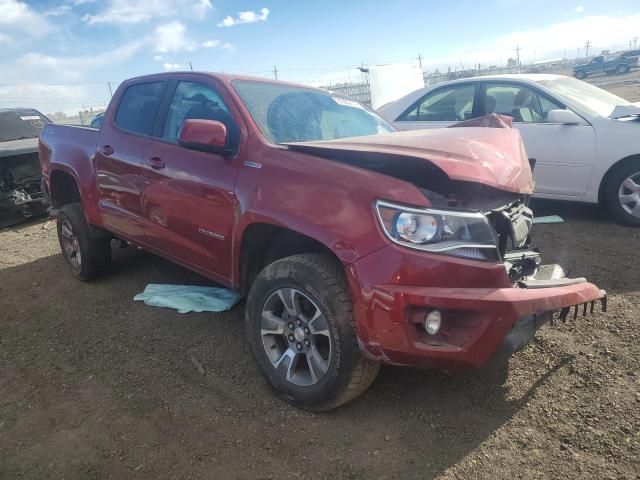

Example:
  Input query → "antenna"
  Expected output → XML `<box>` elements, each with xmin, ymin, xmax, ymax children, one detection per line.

<box><xmin>189</xmin><ymin>61</ymin><xmax>193</xmax><ymax>71</ymax></box>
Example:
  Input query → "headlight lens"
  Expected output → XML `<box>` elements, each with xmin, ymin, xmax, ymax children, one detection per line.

<box><xmin>375</xmin><ymin>200</ymin><xmax>500</xmax><ymax>261</ymax></box>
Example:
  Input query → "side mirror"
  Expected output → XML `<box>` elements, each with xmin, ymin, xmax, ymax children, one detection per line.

<box><xmin>547</xmin><ymin>109</ymin><xmax>583</xmax><ymax>125</ymax></box>
<box><xmin>178</xmin><ymin>119</ymin><xmax>228</xmax><ymax>154</ymax></box>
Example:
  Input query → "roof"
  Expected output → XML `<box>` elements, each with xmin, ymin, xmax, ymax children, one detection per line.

<box><xmin>122</xmin><ymin>71</ymin><xmax>324</xmax><ymax>91</ymax></box>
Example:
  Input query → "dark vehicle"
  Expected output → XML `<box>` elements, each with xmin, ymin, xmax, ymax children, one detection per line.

<box><xmin>573</xmin><ymin>55</ymin><xmax>638</xmax><ymax>79</ymax></box>
<box><xmin>89</xmin><ymin>112</ymin><xmax>104</xmax><ymax>129</ymax></box>
<box><xmin>0</xmin><ymin>108</ymin><xmax>50</xmax><ymax>228</ymax></box>
<box><xmin>39</xmin><ymin>72</ymin><xmax>606</xmax><ymax>410</ymax></box>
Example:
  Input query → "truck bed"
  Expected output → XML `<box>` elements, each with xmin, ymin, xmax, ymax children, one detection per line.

<box><xmin>39</xmin><ymin>124</ymin><xmax>99</xmax><ymax>182</ymax></box>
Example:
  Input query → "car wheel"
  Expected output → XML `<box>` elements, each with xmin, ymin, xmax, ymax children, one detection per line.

<box><xmin>245</xmin><ymin>253</ymin><xmax>380</xmax><ymax>410</ymax></box>
<box><xmin>574</xmin><ymin>71</ymin><xmax>587</xmax><ymax>79</ymax></box>
<box><xmin>604</xmin><ymin>162</ymin><xmax>640</xmax><ymax>227</ymax></box>
<box><xmin>617</xmin><ymin>64</ymin><xmax>630</xmax><ymax>74</ymax></box>
<box><xmin>57</xmin><ymin>203</ymin><xmax>112</xmax><ymax>280</ymax></box>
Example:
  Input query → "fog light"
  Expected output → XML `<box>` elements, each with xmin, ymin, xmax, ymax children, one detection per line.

<box><xmin>424</xmin><ymin>310</ymin><xmax>442</xmax><ymax>335</ymax></box>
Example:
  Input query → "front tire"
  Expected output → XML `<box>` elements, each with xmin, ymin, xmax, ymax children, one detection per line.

<box><xmin>245</xmin><ymin>253</ymin><xmax>380</xmax><ymax>410</ymax></box>
<box><xmin>603</xmin><ymin>162</ymin><xmax>640</xmax><ymax>227</ymax></box>
<box><xmin>57</xmin><ymin>203</ymin><xmax>112</xmax><ymax>280</ymax></box>
<box><xmin>574</xmin><ymin>70</ymin><xmax>587</xmax><ymax>79</ymax></box>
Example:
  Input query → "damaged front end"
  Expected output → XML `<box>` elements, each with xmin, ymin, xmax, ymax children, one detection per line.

<box><xmin>0</xmin><ymin>152</ymin><xmax>46</xmax><ymax>228</ymax></box>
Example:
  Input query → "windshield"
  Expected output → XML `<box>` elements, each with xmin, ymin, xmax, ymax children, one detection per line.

<box><xmin>232</xmin><ymin>80</ymin><xmax>394</xmax><ymax>144</ymax></box>
<box><xmin>536</xmin><ymin>76</ymin><xmax>632</xmax><ymax>117</ymax></box>
<box><xmin>0</xmin><ymin>109</ymin><xmax>50</xmax><ymax>142</ymax></box>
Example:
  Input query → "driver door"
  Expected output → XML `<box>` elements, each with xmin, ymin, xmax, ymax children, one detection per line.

<box><xmin>482</xmin><ymin>82</ymin><xmax>596</xmax><ymax>197</ymax></box>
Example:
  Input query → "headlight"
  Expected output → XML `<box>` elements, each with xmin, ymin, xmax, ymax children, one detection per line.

<box><xmin>375</xmin><ymin>200</ymin><xmax>500</xmax><ymax>261</ymax></box>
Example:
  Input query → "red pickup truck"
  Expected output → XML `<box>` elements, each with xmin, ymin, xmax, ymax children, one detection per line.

<box><xmin>38</xmin><ymin>72</ymin><xmax>606</xmax><ymax>410</ymax></box>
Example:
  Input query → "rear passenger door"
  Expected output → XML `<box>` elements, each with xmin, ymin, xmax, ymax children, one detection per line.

<box><xmin>95</xmin><ymin>80</ymin><xmax>165</xmax><ymax>242</ymax></box>
<box><xmin>140</xmin><ymin>78</ymin><xmax>242</xmax><ymax>283</ymax></box>
<box><xmin>392</xmin><ymin>83</ymin><xmax>481</xmax><ymax>130</ymax></box>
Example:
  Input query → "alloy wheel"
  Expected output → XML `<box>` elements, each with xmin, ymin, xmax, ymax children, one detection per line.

<box><xmin>618</xmin><ymin>172</ymin><xmax>640</xmax><ymax>219</ymax></box>
<box><xmin>60</xmin><ymin>218</ymin><xmax>82</xmax><ymax>271</ymax></box>
<box><xmin>260</xmin><ymin>288</ymin><xmax>332</xmax><ymax>387</ymax></box>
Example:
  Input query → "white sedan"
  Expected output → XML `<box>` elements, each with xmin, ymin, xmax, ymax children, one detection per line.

<box><xmin>378</xmin><ymin>74</ymin><xmax>640</xmax><ymax>226</ymax></box>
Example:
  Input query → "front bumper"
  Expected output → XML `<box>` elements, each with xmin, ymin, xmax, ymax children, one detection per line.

<box><xmin>348</xmin><ymin>245</ymin><xmax>606</xmax><ymax>371</ymax></box>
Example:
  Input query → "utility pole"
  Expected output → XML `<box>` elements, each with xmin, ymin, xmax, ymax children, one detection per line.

<box><xmin>514</xmin><ymin>44</ymin><xmax>521</xmax><ymax>72</ymax></box>
<box><xmin>107</xmin><ymin>82</ymin><xmax>113</xmax><ymax>98</ymax></box>
<box><xmin>417</xmin><ymin>53</ymin><xmax>423</xmax><ymax>72</ymax></box>
<box><xmin>634</xmin><ymin>37</ymin><xmax>639</xmax><ymax>49</ymax></box>
<box><xmin>189</xmin><ymin>61</ymin><xmax>193</xmax><ymax>71</ymax></box>
<box><xmin>272</xmin><ymin>65</ymin><xmax>278</xmax><ymax>79</ymax></box>
<box><xmin>584</xmin><ymin>40</ymin><xmax>591</xmax><ymax>59</ymax></box>
<box><xmin>577</xmin><ymin>47</ymin><xmax>580</xmax><ymax>59</ymax></box>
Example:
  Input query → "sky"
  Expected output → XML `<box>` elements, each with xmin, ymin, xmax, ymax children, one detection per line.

<box><xmin>0</xmin><ymin>0</ymin><xmax>639</xmax><ymax>114</ymax></box>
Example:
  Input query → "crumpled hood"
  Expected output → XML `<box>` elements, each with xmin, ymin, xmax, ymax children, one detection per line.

<box><xmin>0</xmin><ymin>137</ymin><xmax>38</xmax><ymax>158</ymax></box>
<box><xmin>283</xmin><ymin>127</ymin><xmax>534</xmax><ymax>195</ymax></box>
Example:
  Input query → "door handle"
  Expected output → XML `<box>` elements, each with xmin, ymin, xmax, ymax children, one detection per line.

<box><xmin>146</xmin><ymin>157</ymin><xmax>165</xmax><ymax>169</ymax></box>
<box><xmin>99</xmin><ymin>145</ymin><xmax>114</xmax><ymax>156</ymax></box>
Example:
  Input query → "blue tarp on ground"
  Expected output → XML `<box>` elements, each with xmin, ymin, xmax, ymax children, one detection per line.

<box><xmin>134</xmin><ymin>284</ymin><xmax>241</xmax><ymax>314</ymax></box>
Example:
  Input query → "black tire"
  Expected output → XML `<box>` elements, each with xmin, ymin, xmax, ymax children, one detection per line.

<box><xmin>617</xmin><ymin>64</ymin><xmax>630</xmax><ymax>74</ymax></box>
<box><xmin>574</xmin><ymin>70</ymin><xmax>587</xmax><ymax>80</ymax></box>
<box><xmin>57</xmin><ymin>203</ymin><xmax>112</xmax><ymax>280</ymax></box>
<box><xmin>603</xmin><ymin>161</ymin><xmax>640</xmax><ymax>227</ymax></box>
<box><xmin>245</xmin><ymin>253</ymin><xmax>380</xmax><ymax>410</ymax></box>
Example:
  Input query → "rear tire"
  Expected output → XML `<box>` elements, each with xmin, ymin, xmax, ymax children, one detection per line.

<box><xmin>617</xmin><ymin>64</ymin><xmax>630</xmax><ymax>74</ymax></box>
<box><xmin>603</xmin><ymin>161</ymin><xmax>640</xmax><ymax>227</ymax></box>
<box><xmin>57</xmin><ymin>203</ymin><xmax>112</xmax><ymax>280</ymax></box>
<box><xmin>574</xmin><ymin>70</ymin><xmax>587</xmax><ymax>79</ymax></box>
<box><xmin>245</xmin><ymin>253</ymin><xmax>380</xmax><ymax>410</ymax></box>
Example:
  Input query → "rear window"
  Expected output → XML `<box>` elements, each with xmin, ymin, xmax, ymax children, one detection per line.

<box><xmin>0</xmin><ymin>110</ymin><xmax>50</xmax><ymax>142</ymax></box>
<box><xmin>114</xmin><ymin>82</ymin><xmax>164</xmax><ymax>136</ymax></box>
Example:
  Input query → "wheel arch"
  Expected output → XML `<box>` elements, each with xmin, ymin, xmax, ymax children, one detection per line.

<box><xmin>49</xmin><ymin>168</ymin><xmax>82</xmax><ymax>208</ymax></box>
<box><xmin>598</xmin><ymin>154</ymin><xmax>640</xmax><ymax>204</ymax></box>
<box><xmin>237</xmin><ymin>222</ymin><xmax>343</xmax><ymax>296</ymax></box>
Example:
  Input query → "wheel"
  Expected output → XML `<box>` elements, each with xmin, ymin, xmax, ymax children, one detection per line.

<box><xmin>603</xmin><ymin>162</ymin><xmax>640</xmax><ymax>227</ymax></box>
<box><xmin>245</xmin><ymin>253</ymin><xmax>380</xmax><ymax>410</ymax></box>
<box><xmin>57</xmin><ymin>203</ymin><xmax>112</xmax><ymax>280</ymax></box>
<box><xmin>617</xmin><ymin>64</ymin><xmax>630</xmax><ymax>74</ymax></box>
<box><xmin>574</xmin><ymin>70</ymin><xmax>587</xmax><ymax>79</ymax></box>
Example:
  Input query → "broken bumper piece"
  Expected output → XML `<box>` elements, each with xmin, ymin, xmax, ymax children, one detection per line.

<box><xmin>356</xmin><ymin>265</ymin><xmax>606</xmax><ymax>371</ymax></box>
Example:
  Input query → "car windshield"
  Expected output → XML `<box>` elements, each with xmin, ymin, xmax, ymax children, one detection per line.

<box><xmin>0</xmin><ymin>110</ymin><xmax>50</xmax><ymax>142</ymax></box>
<box><xmin>232</xmin><ymin>80</ymin><xmax>394</xmax><ymax>144</ymax></box>
<box><xmin>536</xmin><ymin>76</ymin><xmax>632</xmax><ymax>117</ymax></box>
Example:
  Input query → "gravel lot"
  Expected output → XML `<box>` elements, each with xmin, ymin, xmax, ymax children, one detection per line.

<box><xmin>1</xmin><ymin>76</ymin><xmax>639</xmax><ymax>480</ymax></box>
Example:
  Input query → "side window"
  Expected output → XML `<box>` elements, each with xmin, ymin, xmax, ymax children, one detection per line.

<box><xmin>114</xmin><ymin>82</ymin><xmax>164</xmax><ymax>135</ymax></box>
<box><xmin>485</xmin><ymin>84</ymin><xmax>562</xmax><ymax>123</ymax></box>
<box><xmin>399</xmin><ymin>84</ymin><xmax>475</xmax><ymax>122</ymax></box>
<box><xmin>163</xmin><ymin>81</ymin><xmax>239</xmax><ymax>149</ymax></box>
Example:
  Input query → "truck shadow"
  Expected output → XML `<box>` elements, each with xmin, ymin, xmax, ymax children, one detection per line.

<box><xmin>2</xmin><ymin>245</ymin><xmax>581</xmax><ymax>479</ymax></box>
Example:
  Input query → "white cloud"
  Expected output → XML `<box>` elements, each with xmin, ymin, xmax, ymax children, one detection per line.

<box><xmin>574</xmin><ymin>5</ymin><xmax>584</xmax><ymax>13</ymax></box>
<box><xmin>201</xmin><ymin>39</ymin><xmax>221</xmax><ymax>48</ymax></box>
<box><xmin>45</xmin><ymin>4</ymin><xmax>72</xmax><ymax>16</ymax></box>
<box><xmin>0</xmin><ymin>0</ymin><xmax>51</xmax><ymax>37</ymax></box>
<box><xmin>418</xmin><ymin>14</ymin><xmax>640</xmax><ymax>69</ymax></box>
<box><xmin>153</xmin><ymin>21</ymin><xmax>195</xmax><ymax>52</ymax></box>
<box><xmin>217</xmin><ymin>7</ymin><xmax>269</xmax><ymax>27</ymax></box>
<box><xmin>69</xmin><ymin>0</ymin><xmax>96</xmax><ymax>5</ymax></box>
<box><xmin>153</xmin><ymin>54</ymin><xmax>165</xmax><ymax>61</ymax></box>
<box><xmin>192</xmin><ymin>0</ymin><xmax>212</xmax><ymax>19</ymax></box>
<box><xmin>83</xmin><ymin>0</ymin><xmax>213</xmax><ymax>25</ymax></box>
<box><xmin>12</xmin><ymin>41</ymin><xmax>144</xmax><ymax>82</ymax></box>
<box><xmin>163</xmin><ymin>62</ymin><xmax>182</xmax><ymax>70</ymax></box>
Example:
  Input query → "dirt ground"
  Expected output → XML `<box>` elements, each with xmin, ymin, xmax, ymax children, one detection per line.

<box><xmin>1</xmin><ymin>77</ymin><xmax>640</xmax><ymax>480</ymax></box>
